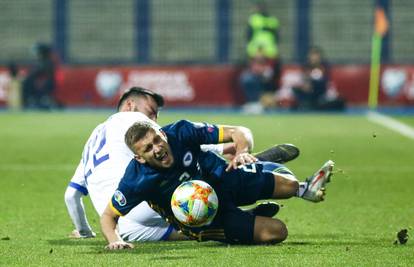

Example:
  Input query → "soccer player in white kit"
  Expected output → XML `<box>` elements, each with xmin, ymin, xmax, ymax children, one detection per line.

<box><xmin>64</xmin><ymin>87</ymin><xmax>299</xmax><ymax>241</ymax></box>
<box><xmin>65</xmin><ymin>88</ymin><xmax>186</xmax><ymax>241</ymax></box>
<box><xmin>65</xmin><ymin>87</ymin><xmax>250</xmax><ymax>241</ymax></box>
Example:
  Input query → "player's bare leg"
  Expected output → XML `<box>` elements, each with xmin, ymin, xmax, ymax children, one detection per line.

<box><xmin>271</xmin><ymin>174</ymin><xmax>299</xmax><ymax>199</ymax></box>
<box><xmin>253</xmin><ymin>216</ymin><xmax>288</xmax><ymax>244</ymax></box>
<box><xmin>270</xmin><ymin>160</ymin><xmax>334</xmax><ymax>202</ymax></box>
<box><xmin>251</xmin><ymin>161</ymin><xmax>334</xmax><ymax>245</ymax></box>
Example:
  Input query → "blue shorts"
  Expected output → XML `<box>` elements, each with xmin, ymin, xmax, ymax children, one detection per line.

<box><xmin>196</xmin><ymin>161</ymin><xmax>291</xmax><ymax>244</ymax></box>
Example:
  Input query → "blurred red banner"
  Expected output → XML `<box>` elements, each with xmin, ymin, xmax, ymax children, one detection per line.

<box><xmin>1</xmin><ymin>65</ymin><xmax>413</xmax><ymax>108</ymax></box>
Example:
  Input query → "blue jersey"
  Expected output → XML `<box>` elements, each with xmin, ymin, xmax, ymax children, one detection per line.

<box><xmin>110</xmin><ymin>120</ymin><xmax>226</xmax><ymax>219</ymax></box>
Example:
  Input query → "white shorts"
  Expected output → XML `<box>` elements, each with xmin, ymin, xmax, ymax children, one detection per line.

<box><xmin>69</xmin><ymin>162</ymin><xmax>172</xmax><ymax>241</ymax></box>
<box><xmin>118</xmin><ymin>202</ymin><xmax>174</xmax><ymax>242</ymax></box>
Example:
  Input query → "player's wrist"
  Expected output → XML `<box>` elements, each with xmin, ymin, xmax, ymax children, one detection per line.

<box><xmin>235</xmin><ymin>146</ymin><xmax>250</xmax><ymax>155</ymax></box>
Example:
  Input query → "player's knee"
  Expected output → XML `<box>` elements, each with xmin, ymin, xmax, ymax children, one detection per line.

<box><xmin>254</xmin><ymin>217</ymin><xmax>288</xmax><ymax>244</ymax></box>
<box><xmin>275</xmin><ymin>221</ymin><xmax>288</xmax><ymax>243</ymax></box>
<box><xmin>258</xmin><ymin>223</ymin><xmax>287</xmax><ymax>244</ymax></box>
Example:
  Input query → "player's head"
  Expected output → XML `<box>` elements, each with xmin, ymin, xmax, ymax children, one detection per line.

<box><xmin>117</xmin><ymin>87</ymin><xmax>164</xmax><ymax>121</ymax></box>
<box><xmin>125</xmin><ymin>121</ymin><xmax>174</xmax><ymax>169</ymax></box>
<box><xmin>307</xmin><ymin>46</ymin><xmax>323</xmax><ymax>65</ymax></box>
<box><xmin>252</xmin><ymin>0</ymin><xmax>268</xmax><ymax>15</ymax></box>
<box><xmin>33</xmin><ymin>42</ymin><xmax>52</xmax><ymax>60</ymax></box>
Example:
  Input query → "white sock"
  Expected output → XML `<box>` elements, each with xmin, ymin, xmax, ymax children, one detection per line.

<box><xmin>296</xmin><ymin>182</ymin><xmax>308</xmax><ymax>197</ymax></box>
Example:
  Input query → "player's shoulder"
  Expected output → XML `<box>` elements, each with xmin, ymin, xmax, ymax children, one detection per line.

<box><xmin>165</xmin><ymin>120</ymin><xmax>204</xmax><ymax>139</ymax></box>
<box><xmin>104</xmin><ymin>112</ymin><xmax>153</xmax><ymax>136</ymax></box>
<box><xmin>163</xmin><ymin>120</ymin><xmax>210</xmax><ymax>133</ymax></box>
<box><xmin>84</xmin><ymin>121</ymin><xmax>105</xmax><ymax>142</ymax></box>
<box><xmin>162</xmin><ymin>119</ymin><xmax>191</xmax><ymax>130</ymax></box>
<box><xmin>109</xmin><ymin>112</ymin><xmax>151</xmax><ymax>124</ymax></box>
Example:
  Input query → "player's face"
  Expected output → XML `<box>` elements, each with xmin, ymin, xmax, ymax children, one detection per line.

<box><xmin>308</xmin><ymin>51</ymin><xmax>321</xmax><ymax>65</ymax></box>
<box><xmin>133</xmin><ymin>128</ymin><xmax>174</xmax><ymax>169</ymax></box>
<box><xmin>125</xmin><ymin>96</ymin><xmax>159</xmax><ymax>121</ymax></box>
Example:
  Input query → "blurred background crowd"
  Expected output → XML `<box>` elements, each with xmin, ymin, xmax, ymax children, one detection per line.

<box><xmin>0</xmin><ymin>0</ymin><xmax>413</xmax><ymax>112</ymax></box>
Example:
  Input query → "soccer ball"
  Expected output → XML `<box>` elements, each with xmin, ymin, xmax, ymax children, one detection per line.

<box><xmin>171</xmin><ymin>180</ymin><xmax>219</xmax><ymax>227</ymax></box>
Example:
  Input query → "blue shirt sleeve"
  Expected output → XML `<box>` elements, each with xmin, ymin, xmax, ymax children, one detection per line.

<box><xmin>109</xmin><ymin>160</ymin><xmax>152</xmax><ymax>216</ymax></box>
<box><xmin>110</xmin><ymin>181</ymin><xmax>144</xmax><ymax>216</ymax></box>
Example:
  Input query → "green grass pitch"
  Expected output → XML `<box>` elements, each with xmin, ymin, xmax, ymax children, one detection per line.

<box><xmin>0</xmin><ymin>111</ymin><xmax>413</xmax><ymax>266</ymax></box>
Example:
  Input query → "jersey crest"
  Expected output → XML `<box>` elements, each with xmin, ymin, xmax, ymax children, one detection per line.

<box><xmin>114</xmin><ymin>190</ymin><xmax>127</xmax><ymax>206</ymax></box>
<box><xmin>183</xmin><ymin>151</ymin><xmax>193</xmax><ymax>167</ymax></box>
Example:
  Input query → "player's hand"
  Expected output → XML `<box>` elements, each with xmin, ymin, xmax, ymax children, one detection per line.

<box><xmin>226</xmin><ymin>152</ymin><xmax>257</xmax><ymax>172</ymax></box>
<box><xmin>69</xmin><ymin>229</ymin><xmax>96</xmax><ymax>239</ymax></box>
<box><xmin>105</xmin><ymin>241</ymin><xmax>134</xmax><ymax>250</ymax></box>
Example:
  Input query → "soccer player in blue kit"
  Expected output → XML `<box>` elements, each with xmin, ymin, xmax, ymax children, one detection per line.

<box><xmin>100</xmin><ymin>119</ymin><xmax>334</xmax><ymax>249</ymax></box>
<box><xmin>65</xmin><ymin>87</ymin><xmax>299</xmax><ymax>242</ymax></box>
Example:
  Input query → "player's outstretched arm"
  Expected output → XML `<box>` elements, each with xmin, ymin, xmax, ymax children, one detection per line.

<box><xmin>221</xmin><ymin>125</ymin><xmax>254</xmax><ymax>153</ymax></box>
<box><xmin>220</xmin><ymin>125</ymin><xmax>257</xmax><ymax>171</ymax></box>
<box><xmin>64</xmin><ymin>186</ymin><xmax>96</xmax><ymax>238</ymax></box>
<box><xmin>100</xmin><ymin>204</ymin><xmax>134</xmax><ymax>250</ymax></box>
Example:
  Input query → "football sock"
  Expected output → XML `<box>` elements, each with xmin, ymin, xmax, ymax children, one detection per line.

<box><xmin>296</xmin><ymin>182</ymin><xmax>308</xmax><ymax>198</ymax></box>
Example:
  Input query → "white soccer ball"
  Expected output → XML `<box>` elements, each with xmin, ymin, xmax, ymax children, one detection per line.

<box><xmin>171</xmin><ymin>180</ymin><xmax>219</xmax><ymax>227</ymax></box>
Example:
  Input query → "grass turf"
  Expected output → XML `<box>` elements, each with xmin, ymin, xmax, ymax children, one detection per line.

<box><xmin>0</xmin><ymin>111</ymin><xmax>413</xmax><ymax>266</ymax></box>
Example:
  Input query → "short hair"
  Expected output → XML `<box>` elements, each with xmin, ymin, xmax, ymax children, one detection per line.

<box><xmin>308</xmin><ymin>46</ymin><xmax>323</xmax><ymax>56</ymax></box>
<box><xmin>117</xmin><ymin>87</ymin><xmax>164</xmax><ymax>111</ymax></box>
<box><xmin>125</xmin><ymin>121</ymin><xmax>155</xmax><ymax>153</ymax></box>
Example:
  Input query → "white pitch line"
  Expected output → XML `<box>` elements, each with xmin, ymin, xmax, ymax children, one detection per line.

<box><xmin>366</xmin><ymin>111</ymin><xmax>414</xmax><ymax>140</ymax></box>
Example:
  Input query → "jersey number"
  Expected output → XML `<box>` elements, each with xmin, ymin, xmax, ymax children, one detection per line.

<box><xmin>239</xmin><ymin>164</ymin><xmax>257</xmax><ymax>173</ymax></box>
<box><xmin>178</xmin><ymin>172</ymin><xmax>191</xmax><ymax>182</ymax></box>
<box><xmin>84</xmin><ymin>126</ymin><xmax>110</xmax><ymax>182</ymax></box>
